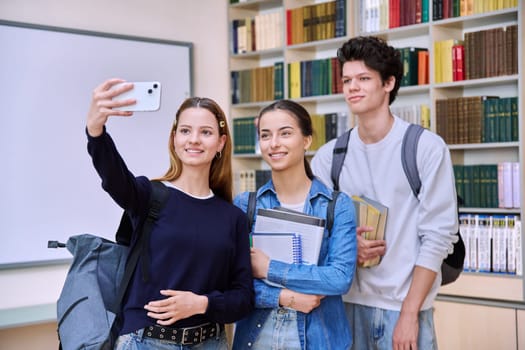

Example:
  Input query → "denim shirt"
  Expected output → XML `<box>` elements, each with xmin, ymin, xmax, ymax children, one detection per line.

<box><xmin>232</xmin><ymin>178</ymin><xmax>357</xmax><ymax>350</ymax></box>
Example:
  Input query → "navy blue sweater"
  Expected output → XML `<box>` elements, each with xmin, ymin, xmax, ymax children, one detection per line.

<box><xmin>87</xmin><ymin>128</ymin><xmax>254</xmax><ymax>335</ymax></box>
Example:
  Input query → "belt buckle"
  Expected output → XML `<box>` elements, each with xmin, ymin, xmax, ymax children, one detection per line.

<box><xmin>181</xmin><ymin>324</ymin><xmax>204</xmax><ymax>345</ymax></box>
<box><xmin>181</xmin><ymin>327</ymin><xmax>192</xmax><ymax>345</ymax></box>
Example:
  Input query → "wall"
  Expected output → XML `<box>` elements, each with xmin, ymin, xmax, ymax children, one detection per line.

<box><xmin>0</xmin><ymin>0</ymin><xmax>228</xmax><ymax>348</ymax></box>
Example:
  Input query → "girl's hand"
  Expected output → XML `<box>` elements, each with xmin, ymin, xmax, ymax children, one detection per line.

<box><xmin>279</xmin><ymin>289</ymin><xmax>323</xmax><ymax>314</ymax></box>
<box><xmin>144</xmin><ymin>290</ymin><xmax>208</xmax><ymax>326</ymax></box>
<box><xmin>86</xmin><ymin>78</ymin><xmax>135</xmax><ymax>137</ymax></box>
<box><xmin>250</xmin><ymin>247</ymin><xmax>270</xmax><ymax>279</ymax></box>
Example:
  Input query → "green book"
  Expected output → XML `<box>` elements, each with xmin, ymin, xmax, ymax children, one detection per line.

<box><xmin>462</xmin><ymin>165</ymin><xmax>472</xmax><ymax>207</ymax></box>
<box><xmin>510</xmin><ymin>97</ymin><xmax>519</xmax><ymax>142</ymax></box>
<box><xmin>274</xmin><ymin>61</ymin><xmax>284</xmax><ymax>100</ymax></box>
<box><xmin>471</xmin><ymin>165</ymin><xmax>481</xmax><ymax>208</ymax></box>
<box><xmin>453</xmin><ymin>164</ymin><xmax>464</xmax><ymax>206</ymax></box>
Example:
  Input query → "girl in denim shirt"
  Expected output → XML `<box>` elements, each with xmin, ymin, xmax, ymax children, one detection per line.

<box><xmin>232</xmin><ymin>100</ymin><xmax>357</xmax><ymax>350</ymax></box>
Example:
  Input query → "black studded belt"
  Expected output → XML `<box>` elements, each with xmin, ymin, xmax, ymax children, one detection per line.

<box><xmin>143</xmin><ymin>323</ymin><xmax>222</xmax><ymax>345</ymax></box>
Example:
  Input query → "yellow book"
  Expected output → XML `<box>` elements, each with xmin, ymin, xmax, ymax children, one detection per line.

<box><xmin>421</xmin><ymin>104</ymin><xmax>430</xmax><ymax>129</ymax></box>
<box><xmin>433</xmin><ymin>41</ymin><xmax>441</xmax><ymax>83</ymax></box>
<box><xmin>351</xmin><ymin>195</ymin><xmax>389</xmax><ymax>267</ymax></box>
<box><xmin>352</xmin><ymin>197</ymin><xmax>368</xmax><ymax>228</ymax></box>
<box><xmin>288</xmin><ymin>61</ymin><xmax>301</xmax><ymax>99</ymax></box>
<box><xmin>437</xmin><ymin>39</ymin><xmax>454</xmax><ymax>83</ymax></box>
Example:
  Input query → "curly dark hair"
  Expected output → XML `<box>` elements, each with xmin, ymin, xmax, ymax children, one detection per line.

<box><xmin>337</xmin><ymin>36</ymin><xmax>403</xmax><ymax>105</ymax></box>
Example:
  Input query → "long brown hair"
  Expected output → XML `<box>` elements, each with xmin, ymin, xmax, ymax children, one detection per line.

<box><xmin>155</xmin><ymin>97</ymin><xmax>233</xmax><ymax>202</ymax></box>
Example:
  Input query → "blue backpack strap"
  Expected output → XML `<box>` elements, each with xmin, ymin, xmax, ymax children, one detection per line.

<box><xmin>247</xmin><ymin>191</ymin><xmax>257</xmax><ymax>230</ymax></box>
<box><xmin>326</xmin><ymin>191</ymin><xmax>341</xmax><ymax>237</ymax></box>
<box><xmin>401</xmin><ymin>124</ymin><xmax>425</xmax><ymax>197</ymax></box>
<box><xmin>331</xmin><ymin>128</ymin><xmax>353</xmax><ymax>191</ymax></box>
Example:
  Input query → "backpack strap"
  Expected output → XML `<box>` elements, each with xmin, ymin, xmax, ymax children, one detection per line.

<box><xmin>326</xmin><ymin>191</ymin><xmax>341</xmax><ymax>237</ymax></box>
<box><xmin>116</xmin><ymin>180</ymin><xmax>171</xmax><ymax>305</ymax></box>
<box><xmin>331</xmin><ymin>129</ymin><xmax>353</xmax><ymax>191</ymax></box>
<box><xmin>401</xmin><ymin>124</ymin><xmax>425</xmax><ymax>198</ymax></box>
<box><xmin>247</xmin><ymin>191</ymin><xmax>257</xmax><ymax>230</ymax></box>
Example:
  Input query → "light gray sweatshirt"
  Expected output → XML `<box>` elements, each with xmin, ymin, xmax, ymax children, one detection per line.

<box><xmin>311</xmin><ymin>116</ymin><xmax>458</xmax><ymax>311</ymax></box>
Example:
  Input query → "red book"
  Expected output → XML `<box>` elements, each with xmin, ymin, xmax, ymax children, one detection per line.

<box><xmin>389</xmin><ymin>0</ymin><xmax>399</xmax><ymax>28</ymax></box>
<box><xmin>286</xmin><ymin>9</ymin><xmax>292</xmax><ymax>46</ymax></box>
<box><xmin>452</xmin><ymin>44</ymin><xmax>465</xmax><ymax>81</ymax></box>
<box><xmin>415</xmin><ymin>0</ymin><xmax>422</xmax><ymax>23</ymax></box>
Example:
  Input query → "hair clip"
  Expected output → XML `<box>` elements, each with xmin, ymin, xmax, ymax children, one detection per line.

<box><xmin>219</xmin><ymin>120</ymin><xmax>226</xmax><ymax>128</ymax></box>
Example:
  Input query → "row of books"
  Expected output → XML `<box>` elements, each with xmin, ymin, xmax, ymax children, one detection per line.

<box><xmin>435</xmin><ymin>96</ymin><xmax>519</xmax><ymax>145</ymax></box>
<box><xmin>358</xmin><ymin>0</ymin><xmax>517</xmax><ymax>32</ymax></box>
<box><xmin>397</xmin><ymin>47</ymin><xmax>429</xmax><ymax>86</ymax></box>
<box><xmin>460</xmin><ymin>214</ymin><xmax>522</xmax><ymax>276</ymax></box>
<box><xmin>433</xmin><ymin>0</ymin><xmax>518</xmax><ymax>21</ymax></box>
<box><xmin>231</xmin><ymin>61</ymin><xmax>284</xmax><ymax>104</ymax></box>
<box><xmin>391</xmin><ymin>104</ymin><xmax>430</xmax><ymax>129</ymax></box>
<box><xmin>288</xmin><ymin>57</ymin><xmax>343</xmax><ymax>99</ymax></box>
<box><xmin>232</xmin><ymin>116</ymin><xmax>258</xmax><ymax>155</ymax></box>
<box><xmin>231</xmin><ymin>11</ymin><xmax>283</xmax><ymax>54</ymax></box>
<box><xmin>359</xmin><ymin>0</ymin><xmax>429</xmax><ymax>33</ymax></box>
<box><xmin>434</xmin><ymin>25</ymin><xmax>518</xmax><ymax>83</ymax></box>
<box><xmin>235</xmin><ymin>169</ymin><xmax>272</xmax><ymax>194</ymax></box>
<box><xmin>310</xmin><ymin>112</ymin><xmax>348</xmax><ymax>151</ymax></box>
<box><xmin>286</xmin><ymin>0</ymin><xmax>346</xmax><ymax>45</ymax></box>
<box><xmin>453</xmin><ymin>162</ymin><xmax>520</xmax><ymax>209</ymax></box>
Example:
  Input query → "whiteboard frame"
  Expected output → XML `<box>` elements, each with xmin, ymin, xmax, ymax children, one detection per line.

<box><xmin>0</xmin><ymin>20</ymin><xmax>193</xmax><ymax>269</ymax></box>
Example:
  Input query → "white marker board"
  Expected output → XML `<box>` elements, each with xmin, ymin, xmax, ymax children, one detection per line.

<box><xmin>0</xmin><ymin>20</ymin><xmax>193</xmax><ymax>267</ymax></box>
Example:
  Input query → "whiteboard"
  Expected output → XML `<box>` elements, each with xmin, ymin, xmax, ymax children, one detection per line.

<box><xmin>0</xmin><ymin>21</ymin><xmax>193</xmax><ymax>267</ymax></box>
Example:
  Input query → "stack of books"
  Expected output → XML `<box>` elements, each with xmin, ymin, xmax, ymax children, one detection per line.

<box><xmin>252</xmin><ymin>208</ymin><xmax>326</xmax><ymax>265</ymax></box>
<box><xmin>352</xmin><ymin>195</ymin><xmax>388</xmax><ymax>267</ymax></box>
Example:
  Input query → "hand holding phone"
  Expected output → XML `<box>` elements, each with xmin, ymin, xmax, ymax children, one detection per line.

<box><xmin>112</xmin><ymin>81</ymin><xmax>161</xmax><ymax>111</ymax></box>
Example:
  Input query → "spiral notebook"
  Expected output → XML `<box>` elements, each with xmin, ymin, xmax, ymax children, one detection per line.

<box><xmin>254</xmin><ymin>208</ymin><xmax>325</xmax><ymax>265</ymax></box>
<box><xmin>251</xmin><ymin>233</ymin><xmax>302</xmax><ymax>264</ymax></box>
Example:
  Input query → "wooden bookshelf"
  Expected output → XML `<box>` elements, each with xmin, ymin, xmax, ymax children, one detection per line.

<box><xmin>228</xmin><ymin>0</ymin><xmax>524</xmax><ymax>347</ymax></box>
<box><xmin>229</xmin><ymin>0</ymin><xmax>525</xmax><ymax>346</ymax></box>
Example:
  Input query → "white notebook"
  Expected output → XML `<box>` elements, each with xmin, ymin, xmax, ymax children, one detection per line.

<box><xmin>252</xmin><ymin>233</ymin><xmax>302</xmax><ymax>264</ymax></box>
<box><xmin>254</xmin><ymin>208</ymin><xmax>325</xmax><ymax>265</ymax></box>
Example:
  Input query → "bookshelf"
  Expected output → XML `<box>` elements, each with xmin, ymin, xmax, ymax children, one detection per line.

<box><xmin>228</xmin><ymin>0</ymin><xmax>524</xmax><ymax>346</ymax></box>
<box><xmin>229</xmin><ymin>0</ymin><xmax>355</xmax><ymax>194</ymax></box>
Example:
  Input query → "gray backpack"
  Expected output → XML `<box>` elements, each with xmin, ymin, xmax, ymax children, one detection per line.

<box><xmin>331</xmin><ymin>124</ymin><xmax>465</xmax><ymax>285</ymax></box>
<box><xmin>49</xmin><ymin>181</ymin><xmax>170</xmax><ymax>350</ymax></box>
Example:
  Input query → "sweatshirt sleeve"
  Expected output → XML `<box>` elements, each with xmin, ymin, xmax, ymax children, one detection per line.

<box><xmin>415</xmin><ymin>133</ymin><xmax>459</xmax><ymax>272</ymax></box>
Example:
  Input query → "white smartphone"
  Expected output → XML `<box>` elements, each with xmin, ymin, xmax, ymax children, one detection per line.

<box><xmin>112</xmin><ymin>81</ymin><xmax>161</xmax><ymax>111</ymax></box>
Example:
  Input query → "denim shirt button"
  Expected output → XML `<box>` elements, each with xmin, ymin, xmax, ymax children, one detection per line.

<box><xmin>247</xmin><ymin>342</ymin><xmax>252</xmax><ymax>347</ymax></box>
<box><xmin>256</xmin><ymin>324</ymin><xmax>261</xmax><ymax>328</ymax></box>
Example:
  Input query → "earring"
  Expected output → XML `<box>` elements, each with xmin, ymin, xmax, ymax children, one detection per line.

<box><xmin>216</xmin><ymin>151</ymin><xmax>222</xmax><ymax>159</ymax></box>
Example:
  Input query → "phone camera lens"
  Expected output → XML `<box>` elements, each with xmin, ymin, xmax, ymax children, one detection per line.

<box><xmin>148</xmin><ymin>89</ymin><xmax>153</xmax><ymax>94</ymax></box>
<box><xmin>153</xmin><ymin>84</ymin><xmax>158</xmax><ymax>89</ymax></box>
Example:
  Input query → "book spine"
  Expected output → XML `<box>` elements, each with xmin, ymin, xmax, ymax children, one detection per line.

<box><xmin>515</xmin><ymin>219</ymin><xmax>522</xmax><ymax>276</ymax></box>
<box><xmin>512</xmin><ymin>162</ymin><xmax>520</xmax><ymax>208</ymax></box>
<box><xmin>507</xmin><ymin>216</ymin><xmax>516</xmax><ymax>274</ymax></box>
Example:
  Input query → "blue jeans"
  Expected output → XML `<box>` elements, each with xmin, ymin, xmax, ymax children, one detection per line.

<box><xmin>114</xmin><ymin>328</ymin><xmax>228</xmax><ymax>350</ymax></box>
<box><xmin>346</xmin><ymin>303</ymin><xmax>437</xmax><ymax>350</ymax></box>
<box><xmin>251</xmin><ymin>308</ymin><xmax>302</xmax><ymax>350</ymax></box>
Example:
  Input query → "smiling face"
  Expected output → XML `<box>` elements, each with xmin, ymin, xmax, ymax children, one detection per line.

<box><xmin>341</xmin><ymin>60</ymin><xmax>394</xmax><ymax>117</ymax></box>
<box><xmin>173</xmin><ymin>107</ymin><xmax>226</xmax><ymax>169</ymax></box>
<box><xmin>258</xmin><ymin>109</ymin><xmax>312</xmax><ymax>173</ymax></box>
